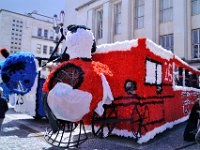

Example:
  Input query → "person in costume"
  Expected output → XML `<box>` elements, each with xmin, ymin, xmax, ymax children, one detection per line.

<box><xmin>184</xmin><ymin>96</ymin><xmax>200</xmax><ymax>143</ymax></box>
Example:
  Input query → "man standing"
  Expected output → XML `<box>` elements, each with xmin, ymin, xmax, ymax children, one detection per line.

<box><xmin>195</xmin><ymin>102</ymin><xmax>200</xmax><ymax>144</ymax></box>
<box><xmin>184</xmin><ymin>96</ymin><xmax>200</xmax><ymax>143</ymax></box>
<box><xmin>0</xmin><ymin>87</ymin><xmax>8</xmax><ymax>132</ymax></box>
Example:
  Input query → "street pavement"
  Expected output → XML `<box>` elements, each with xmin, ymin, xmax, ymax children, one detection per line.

<box><xmin>0</xmin><ymin>108</ymin><xmax>200</xmax><ymax>150</ymax></box>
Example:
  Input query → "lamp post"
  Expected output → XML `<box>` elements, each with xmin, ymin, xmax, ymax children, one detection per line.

<box><xmin>49</xmin><ymin>11</ymin><xmax>66</xmax><ymax>61</ymax></box>
<box><xmin>53</xmin><ymin>11</ymin><xmax>65</xmax><ymax>34</ymax></box>
<box><xmin>29</xmin><ymin>10</ymin><xmax>66</xmax><ymax>68</ymax></box>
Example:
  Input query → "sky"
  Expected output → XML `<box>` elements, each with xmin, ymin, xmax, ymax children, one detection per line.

<box><xmin>0</xmin><ymin>0</ymin><xmax>66</xmax><ymax>18</ymax></box>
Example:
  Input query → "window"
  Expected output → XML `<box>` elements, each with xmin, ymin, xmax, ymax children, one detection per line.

<box><xmin>36</xmin><ymin>44</ymin><xmax>41</xmax><ymax>54</ymax></box>
<box><xmin>185</xmin><ymin>70</ymin><xmax>190</xmax><ymax>87</ymax></box>
<box><xmin>95</xmin><ymin>8</ymin><xmax>103</xmax><ymax>39</ymax></box>
<box><xmin>135</xmin><ymin>0</ymin><xmax>144</xmax><ymax>29</ymax></box>
<box><xmin>43</xmin><ymin>45</ymin><xmax>47</xmax><ymax>54</ymax></box>
<box><xmin>160</xmin><ymin>34</ymin><xmax>174</xmax><ymax>52</ymax></box>
<box><xmin>145</xmin><ymin>59</ymin><xmax>162</xmax><ymax>85</ymax></box>
<box><xmin>37</xmin><ymin>28</ymin><xmax>42</xmax><ymax>37</ymax></box>
<box><xmin>50</xmin><ymin>30</ymin><xmax>54</xmax><ymax>40</ymax></box>
<box><xmin>192</xmin><ymin>73</ymin><xmax>198</xmax><ymax>88</ymax></box>
<box><xmin>192</xmin><ymin>0</ymin><xmax>200</xmax><ymax>15</ymax></box>
<box><xmin>49</xmin><ymin>46</ymin><xmax>54</xmax><ymax>54</ymax></box>
<box><xmin>44</xmin><ymin>29</ymin><xmax>48</xmax><ymax>39</ymax></box>
<box><xmin>160</xmin><ymin>0</ymin><xmax>173</xmax><ymax>23</ymax></box>
<box><xmin>192</xmin><ymin>29</ymin><xmax>200</xmax><ymax>58</ymax></box>
<box><xmin>114</xmin><ymin>2</ymin><xmax>122</xmax><ymax>35</ymax></box>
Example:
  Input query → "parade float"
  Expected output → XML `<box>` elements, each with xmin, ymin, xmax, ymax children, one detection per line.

<box><xmin>0</xmin><ymin>11</ymin><xmax>67</xmax><ymax>119</ymax></box>
<box><xmin>0</xmin><ymin>48</ymin><xmax>46</xmax><ymax>118</ymax></box>
<box><xmin>42</xmin><ymin>25</ymin><xmax>200</xmax><ymax>148</ymax></box>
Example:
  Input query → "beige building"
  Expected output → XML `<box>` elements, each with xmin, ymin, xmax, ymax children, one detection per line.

<box><xmin>65</xmin><ymin>0</ymin><xmax>200</xmax><ymax>69</ymax></box>
<box><xmin>0</xmin><ymin>9</ymin><xmax>62</xmax><ymax>78</ymax></box>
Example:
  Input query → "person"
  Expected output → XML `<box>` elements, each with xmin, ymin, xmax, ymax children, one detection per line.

<box><xmin>183</xmin><ymin>96</ymin><xmax>200</xmax><ymax>143</ymax></box>
<box><xmin>195</xmin><ymin>100</ymin><xmax>200</xmax><ymax>144</ymax></box>
<box><xmin>195</xmin><ymin>120</ymin><xmax>200</xmax><ymax>144</ymax></box>
<box><xmin>0</xmin><ymin>87</ymin><xmax>8</xmax><ymax>132</ymax></box>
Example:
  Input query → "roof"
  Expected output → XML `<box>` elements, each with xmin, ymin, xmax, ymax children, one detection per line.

<box><xmin>0</xmin><ymin>9</ymin><xmax>53</xmax><ymax>24</ymax></box>
<box><xmin>75</xmin><ymin>0</ymin><xmax>97</xmax><ymax>11</ymax></box>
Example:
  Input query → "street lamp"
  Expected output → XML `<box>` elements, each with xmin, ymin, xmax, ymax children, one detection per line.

<box><xmin>53</xmin><ymin>11</ymin><xmax>65</xmax><ymax>34</ymax></box>
<box><xmin>33</xmin><ymin>10</ymin><xmax>67</xmax><ymax>70</ymax></box>
<box><xmin>48</xmin><ymin>11</ymin><xmax>67</xmax><ymax>63</ymax></box>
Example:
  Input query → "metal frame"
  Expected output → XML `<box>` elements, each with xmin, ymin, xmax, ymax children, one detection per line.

<box><xmin>91</xmin><ymin>98</ymin><xmax>150</xmax><ymax>140</ymax></box>
<box><xmin>44</xmin><ymin>120</ymin><xmax>88</xmax><ymax>148</ymax></box>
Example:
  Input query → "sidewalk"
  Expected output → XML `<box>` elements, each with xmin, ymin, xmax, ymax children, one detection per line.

<box><xmin>1</xmin><ymin>108</ymin><xmax>200</xmax><ymax>150</ymax></box>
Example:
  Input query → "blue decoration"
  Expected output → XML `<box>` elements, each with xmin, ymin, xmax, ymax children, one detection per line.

<box><xmin>36</xmin><ymin>78</ymin><xmax>46</xmax><ymax>117</ymax></box>
<box><xmin>1</xmin><ymin>52</ymin><xmax>37</xmax><ymax>95</ymax></box>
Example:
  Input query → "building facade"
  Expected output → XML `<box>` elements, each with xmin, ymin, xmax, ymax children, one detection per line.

<box><xmin>65</xmin><ymin>0</ymin><xmax>200</xmax><ymax>69</ymax></box>
<box><xmin>0</xmin><ymin>9</ymin><xmax>62</xmax><ymax>78</ymax></box>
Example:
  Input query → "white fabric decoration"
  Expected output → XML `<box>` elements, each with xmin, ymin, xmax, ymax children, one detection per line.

<box><xmin>145</xmin><ymin>60</ymin><xmax>156</xmax><ymax>84</ymax></box>
<box><xmin>65</xmin><ymin>28</ymin><xmax>94</xmax><ymax>59</ymax></box>
<box><xmin>14</xmin><ymin>75</ymin><xmax>38</xmax><ymax>116</ymax></box>
<box><xmin>137</xmin><ymin>116</ymin><xmax>188</xmax><ymax>144</ymax></box>
<box><xmin>174</xmin><ymin>85</ymin><xmax>200</xmax><ymax>92</ymax></box>
<box><xmin>13</xmin><ymin>59</ymin><xmax>39</xmax><ymax>116</ymax></box>
<box><xmin>47</xmin><ymin>82</ymin><xmax>92</xmax><ymax>122</ymax></box>
<box><xmin>175</xmin><ymin>55</ymin><xmax>200</xmax><ymax>73</ymax></box>
<box><xmin>111</xmin><ymin>115</ymin><xmax>188</xmax><ymax>144</ymax></box>
<box><xmin>146</xmin><ymin>39</ymin><xmax>173</xmax><ymax>60</ymax></box>
<box><xmin>96</xmin><ymin>39</ymin><xmax>138</xmax><ymax>54</ymax></box>
<box><xmin>9</xmin><ymin>93</ymin><xmax>17</xmax><ymax>106</ymax></box>
<box><xmin>157</xmin><ymin>64</ymin><xmax>162</xmax><ymax>84</ymax></box>
<box><xmin>95</xmin><ymin>74</ymin><xmax>114</xmax><ymax>116</ymax></box>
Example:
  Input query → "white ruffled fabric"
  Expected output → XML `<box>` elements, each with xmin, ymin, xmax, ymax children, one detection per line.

<box><xmin>65</xmin><ymin>28</ymin><xmax>94</xmax><ymax>59</ymax></box>
<box><xmin>95</xmin><ymin>74</ymin><xmax>114</xmax><ymax>116</ymax></box>
<box><xmin>47</xmin><ymin>82</ymin><xmax>92</xmax><ymax>122</ymax></box>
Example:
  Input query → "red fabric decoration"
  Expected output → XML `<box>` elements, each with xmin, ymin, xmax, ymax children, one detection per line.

<box><xmin>43</xmin><ymin>38</ymin><xmax>200</xmax><ymax>137</ymax></box>
<box><xmin>0</xmin><ymin>48</ymin><xmax>9</xmax><ymax>58</ymax></box>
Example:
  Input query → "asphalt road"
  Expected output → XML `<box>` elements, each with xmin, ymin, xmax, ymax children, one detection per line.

<box><xmin>0</xmin><ymin>108</ymin><xmax>199</xmax><ymax>150</ymax></box>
